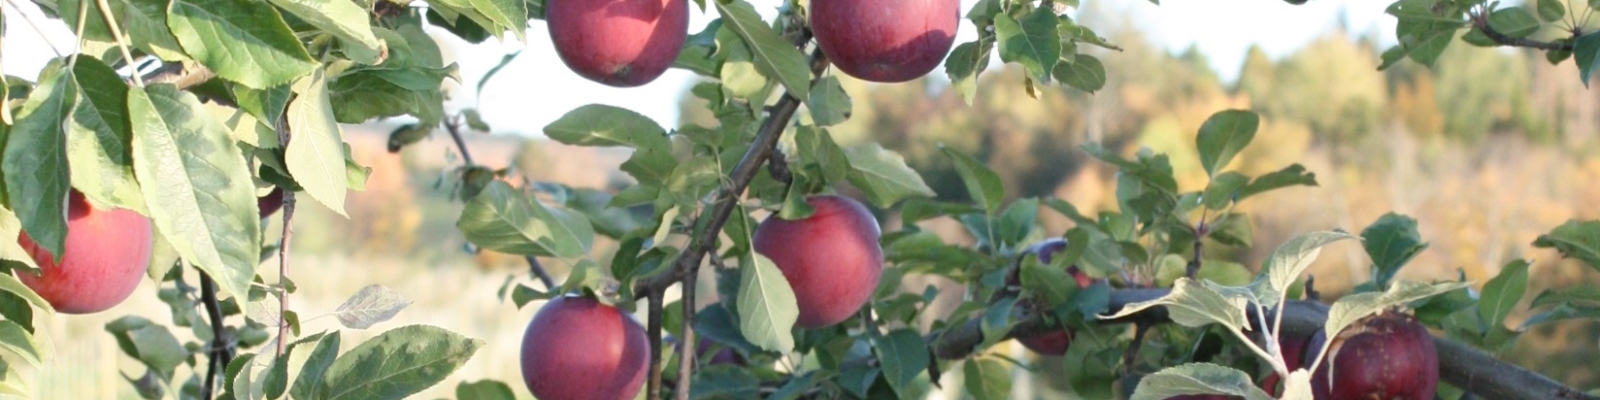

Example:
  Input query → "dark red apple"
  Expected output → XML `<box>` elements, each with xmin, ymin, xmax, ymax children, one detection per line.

<box><xmin>258</xmin><ymin>187</ymin><xmax>284</xmax><ymax>218</ymax></box>
<box><xmin>753</xmin><ymin>195</ymin><xmax>883</xmax><ymax>328</ymax></box>
<box><xmin>1166</xmin><ymin>395</ymin><xmax>1237</xmax><ymax>400</ymax></box>
<box><xmin>16</xmin><ymin>190</ymin><xmax>153</xmax><ymax>314</ymax></box>
<box><xmin>810</xmin><ymin>0</ymin><xmax>959</xmax><ymax>82</ymax></box>
<box><xmin>546</xmin><ymin>0</ymin><xmax>688</xmax><ymax>87</ymax></box>
<box><xmin>1310</xmin><ymin>311</ymin><xmax>1437</xmax><ymax>400</ymax></box>
<box><xmin>1015</xmin><ymin>238</ymin><xmax>1092</xmax><ymax>356</ymax></box>
<box><xmin>521</xmin><ymin>295</ymin><xmax>651</xmax><ymax>400</ymax></box>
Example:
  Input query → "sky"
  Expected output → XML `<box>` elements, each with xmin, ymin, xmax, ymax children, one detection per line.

<box><xmin>1</xmin><ymin>0</ymin><xmax>1398</xmax><ymax>135</ymax></box>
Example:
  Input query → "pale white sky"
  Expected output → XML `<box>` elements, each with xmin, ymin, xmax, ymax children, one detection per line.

<box><xmin>1</xmin><ymin>0</ymin><xmax>1397</xmax><ymax>135</ymax></box>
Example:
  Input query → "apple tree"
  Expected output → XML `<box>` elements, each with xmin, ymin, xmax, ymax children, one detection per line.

<box><xmin>0</xmin><ymin>0</ymin><xmax>1598</xmax><ymax>399</ymax></box>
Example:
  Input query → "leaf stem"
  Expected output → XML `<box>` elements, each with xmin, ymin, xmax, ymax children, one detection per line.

<box><xmin>275</xmin><ymin>116</ymin><xmax>296</xmax><ymax>356</ymax></box>
<box><xmin>524</xmin><ymin>256</ymin><xmax>555</xmax><ymax>290</ymax></box>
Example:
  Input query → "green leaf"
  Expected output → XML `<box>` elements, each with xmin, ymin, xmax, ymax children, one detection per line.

<box><xmin>946</xmin><ymin>39</ymin><xmax>994</xmax><ymax>104</ymax></box>
<box><xmin>167</xmin><ymin>0</ymin><xmax>316</xmax><ymax>88</ymax></box>
<box><xmin>5</xmin><ymin>66</ymin><xmax>75</xmax><ymax>262</ymax></box>
<box><xmin>1518</xmin><ymin>302</ymin><xmax>1600</xmax><ymax>330</ymax></box>
<box><xmin>941</xmin><ymin>147</ymin><xmax>1004</xmax><ymax>215</ymax></box>
<box><xmin>465</xmin><ymin>0</ymin><xmax>529</xmax><ymax>41</ymax></box>
<box><xmin>844</xmin><ymin>143</ymin><xmax>936</xmax><ymax>208</ymax></box>
<box><xmin>1202</xmin><ymin>172</ymin><xmax>1247</xmax><ymax>210</ymax></box>
<box><xmin>1361</xmin><ymin>213</ymin><xmax>1429</xmax><ymax>289</ymax></box>
<box><xmin>1315</xmin><ymin>280</ymin><xmax>1470</xmax><ymax>368</ymax></box>
<box><xmin>1532</xmin><ymin>220</ymin><xmax>1600</xmax><ymax>272</ymax></box>
<box><xmin>1538</xmin><ymin>0</ymin><xmax>1565</xmax><ymax>22</ymax></box>
<box><xmin>1261</xmin><ymin>231</ymin><xmax>1357</xmax><ymax>308</ymax></box>
<box><xmin>68</xmin><ymin>56</ymin><xmax>143</xmax><ymax>213</ymax></box>
<box><xmin>1102</xmin><ymin>278</ymin><xmax>1248</xmax><ymax>331</ymax></box>
<box><xmin>121</xmin><ymin>0</ymin><xmax>188</xmax><ymax>61</ymax></box>
<box><xmin>1052</xmin><ymin>54</ymin><xmax>1106</xmax><ymax>93</ymax></box>
<box><xmin>714</xmin><ymin>0</ymin><xmax>810</xmax><ymax>100</ymax></box>
<box><xmin>963</xmin><ymin>358</ymin><xmax>1011</xmax><ymax>400</ymax></box>
<box><xmin>106</xmin><ymin>322</ymin><xmax>188</xmax><ymax>379</ymax></box>
<box><xmin>1195</xmin><ymin>110</ymin><xmax>1259</xmax><ymax>177</ymax></box>
<box><xmin>1024</xmin><ymin>249</ymin><xmax>1075</xmax><ymax>305</ymax></box>
<box><xmin>286</xmin><ymin>69</ymin><xmax>350</xmax><ymax>216</ymax></box>
<box><xmin>1530</xmin><ymin>286</ymin><xmax>1600</xmax><ymax>308</ymax></box>
<box><xmin>807</xmin><ymin>76</ymin><xmax>852</xmax><ymax>126</ymax></box>
<box><xmin>333</xmin><ymin>285</ymin><xmax>411</xmax><ymax>329</ymax></box>
<box><xmin>1236</xmin><ymin>164</ymin><xmax>1317</xmax><ymax>200</ymax></box>
<box><xmin>794</xmin><ymin>126</ymin><xmax>850</xmax><ymax>185</ymax></box>
<box><xmin>266</xmin><ymin>0</ymin><xmax>384</xmax><ymax>64</ymax></box>
<box><xmin>0</xmin><ymin>320</ymin><xmax>43</xmax><ymax>367</ymax></box>
<box><xmin>737</xmin><ymin>253</ymin><xmax>798</xmax><ymax>353</ymax></box>
<box><xmin>129</xmin><ymin>85</ymin><xmax>261</xmax><ymax>302</ymax></box>
<box><xmin>543</xmin><ymin>104</ymin><xmax>669</xmax><ymax>151</ymax></box>
<box><xmin>1208</xmin><ymin>212</ymin><xmax>1253</xmax><ymax>247</ymax></box>
<box><xmin>872</xmin><ymin>329</ymin><xmax>928</xmax><ymax>399</ymax></box>
<box><xmin>1576</xmin><ymin>31</ymin><xmax>1600</xmax><ymax>86</ymax></box>
<box><xmin>0</xmin><ymin>274</ymin><xmax>51</xmax><ymax>315</ymax></box>
<box><xmin>289</xmin><ymin>331</ymin><xmax>341</xmax><ymax>400</ymax></box>
<box><xmin>457</xmin><ymin>181</ymin><xmax>595</xmax><ymax>259</ymax></box>
<box><xmin>317</xmin><ymin>325</ymin><xmax>484</xmax><ymax>400</ymax></box>
<box><xmin>979</xmin><ymin>297</ymin><xmax>1017</xmax><ymax>349</ymax></box>
<box><xmin>994</xmin><ymin>9</ymin><xmax>1060</xmax><ymax>80</ymax></box>
<box><xmin>1129</xmin><ymin>363</ymin><xmax>1274</xmax><ymax>400</ymax></box>
<box><xmin>690</xmin><ymin>366</ymin><xmax>760</xmax><ymax>399</ymax></box>
<box><xmin>454</xmin><ymin>380</ymin><xmax>515</xmax><ymax>400</ymax></box>
<box><xmin>1486</xmin><ymin>7</ymin><xmax>1540</xmax><ymax>38</ymax></box>
<box><xmin>1479</xmin><ymin>259</ymin><xmax>1530</xmax><ymax>330</ymax></box>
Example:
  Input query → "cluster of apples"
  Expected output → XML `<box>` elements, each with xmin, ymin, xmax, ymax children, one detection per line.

<box><xmin>547</xmin><ymin>0</ymin><xmax>959</xmax><ymax>86</ymax></box>
<box><xmin>519</xmin><ymin>195</ymin><xmax>883</xmax><ymax>400</ymax></box>
<box><xmin>13</xmin><ymin>188</ymin><xmax>286</xmax><ymax>315</ymax></box>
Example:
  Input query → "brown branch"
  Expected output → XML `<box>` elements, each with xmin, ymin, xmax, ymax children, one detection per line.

<box><xmin>1471</xmin><ymin>12</ymin><xmax>1576</xmax><ymax>52</ymax></box>
<box><xmin>524</xmin><ymin>256</ymin><xmax>555</xmax><ymax>290</ymax></box>
<box><xmin>198</xmin><ymin>269</ymin><xmax>232</xmax><ymax>400</ymax></box>
<box><xmin>675</xmin><ymin>273</ymin><xmax>697</xmax><ymax>400</ymax></box>
<box><xmin>140</xmin><ymin>62</ymin><xmax>217</xmax><ymax>89</ymax></box>
<box><xmin>274</xmin><ymin>115</ymin><xmax>296</xmax><ymax>357</ymax></box>
<box><xmin>646</xmin><ymin>291</ymin><xmax>665</xmax><ymax>400</ymax></box>
<box><xmin>926</xmin><ymin>288</ymin><xmax>1598</xmax><ymax>400</ymax></box>
<box><xmin>443</xmin><ymin>116</ymin><xmax>477</xmax><ymax>167</ymax></box>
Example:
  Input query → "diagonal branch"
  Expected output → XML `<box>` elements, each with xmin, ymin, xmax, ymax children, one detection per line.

<box><xmin>1471</xmin><ymin>11</ymin><xmax>1577</xmax><ymax>52</ymax></box>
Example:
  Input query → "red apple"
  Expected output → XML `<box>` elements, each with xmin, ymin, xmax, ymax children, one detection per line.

<box><xmin>810</xmin><ymin>0</ymin><xmax>959</xmax><ymax>82</ymax></box>
<box><xmin>1166</xmin><ymin>396</ymin><xmax>1237</xmax><ymax>400</ymax></box>
<box><xmin>753</xmin><ymin>195</ymin><xmax>883</xmax><ymax>328</ymax></box>
<box><xmin>546</xmin><ymin>0</ymin><xmax>688</xmax><ymax>87</ymax></box>
<box><xmin>1310</xmin><ymin>311</ymin><xmax>1437</xmax><ymax>400</ymax></box>
<box><xmin>1015</xmin><ymin>238</ymin><xmax>1092</xmax><ymax>356</ymax></box>
<box><xmin>16</xmin><ymin>190</ymin><xmax>153</xmax><ymax>314</ymax></box>
<box><xmin>521</xmin><ymin>295</ymin><xmax>651</xmax><ymax>400</ymax></box>
<box><xmin>258</xmin><ymin>187</ymin><xmax>284</xmax><ymax>218</ymax></box>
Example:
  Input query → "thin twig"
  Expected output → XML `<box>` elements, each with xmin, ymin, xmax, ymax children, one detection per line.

<box><xmin>646</xmin><ymin>290</ymin><xmax>665</xmax><ymax>400</ymax></box>
<box><xmin>1185</xmin><ymin>222</ymin><xmax>1204</xmax><ymax>279</ymax></box>
<box><xmin>2</xmin><ymin>0</ymin><xmax>66</xmax><ymax>57</ymax></box>
<box><xmin>444</xmin><ymin>116</ymin><xmax>476</xmax><ymax>167</ymax></box>
<box><xmin>199</xmin><ymin>269</ymin><xmax>232</xmax><ymax>400</ymax></box>
<box><xmin>1472</xmin><ymin>11</ymin><xmax>1577</xmax><ymax>51</ymax></box>
<box><xmin>274</xmin><ymin>116</ymin><xmax>295</xmax><ymax>357</ymax></box>
<box><xmin>675</xmin><ymin>273</ymin><xmax>697</xmax><ymax>400</ymax></box>
<box><xmin>525</xmin><ymin>256</ymin><xmax>555</xmax><ymax>290</ymax></box>
<box><xmin>1121</xmin><ymin>322</ymin><xmax>1149</xmax><ymax>375</ymax></box>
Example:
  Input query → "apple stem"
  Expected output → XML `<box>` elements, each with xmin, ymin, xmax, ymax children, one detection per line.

<box><xmin>675</xmin><ymin>274</ymin><xmax>697</xmax><ymax>400</ymax></box>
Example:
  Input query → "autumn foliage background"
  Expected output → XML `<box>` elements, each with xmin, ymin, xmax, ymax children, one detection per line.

<box><xmin>20</xmin><ymin>3</ymin><xmax>1600</xmax><ymax>399</ymax></box>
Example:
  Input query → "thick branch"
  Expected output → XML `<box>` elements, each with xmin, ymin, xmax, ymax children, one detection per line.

<box><xmin>646</xmin><ymin>291</ymin><xmax>665</xmax><ymax>400</ymax></box>
<box><xmin>675</xmin><ymin>274</ymin><xmax>697</xmax><ymax>400</ymax></box>
<box><xmin>140</xmin><ymin>63</ymin><xmax>217</xmax><ymax>89</ymax></box>
<box><xmin>1471</xmin><ymin>12</ymin><xmax>1575</xmax><ymax>52</ymax></box>
<box><xmin>633</xmin><ymin>49</ymin><xmax>829</xmax><ymax>295</ymax></box>
<box><xmin>927</xmin><ymin>288</ymin><xmax>1596</xmax><ymax>400</ymax></box>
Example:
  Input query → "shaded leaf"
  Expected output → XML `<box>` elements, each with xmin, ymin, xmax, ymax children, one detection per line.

<box><xmin>1129</xmin><ymin>363</ymin><xmax>1274</xmax><ymax>400</ymax></box>
<box><xmin>543</xmin><ymin>104</ymin><xmax>669</xmax><ymax>151</ymax></box>
<box><xmin>1195</xmin><ymin>110</ymin><xmax>1259</xmax><ymax>177</ymax></box>
<box><xmin>317</xmin><ymin>325</ymin><xmax>484</xmax><ymax>400</ymax></box>
<box><xmin>1533</xmin><ymin>220</ymin><xmax>1600</xmax><ymax>272</ymax></box>
<box><xmin>167</xmin><ymin>0</ymin><xmax>317</xmax><ymax>88</ymax></box>
<box><xmin>4</xmin><ymin>66</ymin><xmax>75</xmax><ymax>263</ymax></box>
<box><xmin>1479</xmin><ymin>259</ymin><xmax>1529</xmax><ymax>330</ymax></box>
<box><xmin>844</xmin><ymin>143</ymin><xmax>935</xmax><ymax>208</ymax></box>
<box><xmin>737</xmin><ymin>253</ymin><xmax>798</xmax><ymax>353</ymax></box>
<box><xmin>286</xmin><ymin>69</ymin><xmax>350</xmax><ymax>216</ymax></box>
<box><xmin>1361</xmin><ymin>213</ymin><xmax>1428</xmax><ymax>289</ymax></box>
<box><xmin>872</xmin><ymin>329</ymin><xmax>928</xmax><ymax>399</ymax></box>
<box><xmin>714</xmin><ymin>0</ymin><xmax>810</xmax><ymax>99</ymax></box>
<box><xmin>457</xmin><ymin>181</ymin><xmax>595</xmax><ymax>258</ymax></box>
